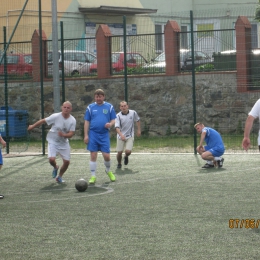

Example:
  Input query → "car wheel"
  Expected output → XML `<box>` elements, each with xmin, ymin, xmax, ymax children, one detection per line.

<box><xmin>71</xmin><ymin>70</ymin><xmax>79</xmax><ymax>76</ymax></box>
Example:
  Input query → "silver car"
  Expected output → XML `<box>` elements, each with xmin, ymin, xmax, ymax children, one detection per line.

<box><xmin>48</xmin><ymin>50</ymin><xmax>96</xmax><ymax>76</ymax></box>
<box><xmin>143</xmin><ymin>49</ymin><xmax>213</xmax><ymax>72</ymax></box>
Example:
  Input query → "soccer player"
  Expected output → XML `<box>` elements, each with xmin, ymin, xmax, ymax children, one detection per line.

<box><xmin>115</xmin><ymin>101</ymin><xmax>141</xmax><ymax>168</ymax></box>
<box><xmin>0</xmin><ymin>134</ymin><xmax>6</xmax><ymax>199</ymax></box>
<box><xmin>243</xmin><ymin>98</ymin><xmax>260</xmax><ymax>151</ymax></box>
<box><xmin>194</xmin><ymin>122</ymin><xmax>225</xmax><ymax>168</ymax></box>
<box><xmin>27</xmin><ymin>101</ymin><xmax>76</xmax><ymax>183</ymax></box>
<box><xmin>84</xmin><ymin>89</ymin><xmax>117</xmax><ymax>184</ymax></box>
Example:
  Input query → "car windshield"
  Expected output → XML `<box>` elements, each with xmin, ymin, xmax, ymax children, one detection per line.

<box><xmin>154</xmin><ymin>53</ymin><xmax>165</xmax><ymax>62</ymax></box>
<box><xmin>24</xmin><ymin>55</ymin><xmax>32</xmax><ymax>64</ymax></box>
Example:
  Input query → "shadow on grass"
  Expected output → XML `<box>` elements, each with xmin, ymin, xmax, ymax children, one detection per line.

<box><xmin>114</xmin><ymin>168</ymin><xmax>139</xmax><ymax>175</ymax></box>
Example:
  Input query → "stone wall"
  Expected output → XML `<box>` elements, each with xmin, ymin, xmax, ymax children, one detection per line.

<box><xmin>0</xmin><ymin>72</ymin><xmax>259</xmax><ymax>140</ymax></box>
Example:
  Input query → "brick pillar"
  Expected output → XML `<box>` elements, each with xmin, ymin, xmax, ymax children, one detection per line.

<box><xmin>235</xmin><ymin>16</ymin><xmax>251</xmax><ymax>92</ymax></box>
<box><xmin>164</xmin><ymin>20</ymin><xmax>180</xmax><ymax>76</ymax></box>
<box><xmin>31</xmin><ymin>30</ymin><xmax>48</xmax><ymax>82</ymax></box>
<box><xmin>96</xmin><ymin>25</ymin><xmax>112</xmax><ymax>79</ymax></box>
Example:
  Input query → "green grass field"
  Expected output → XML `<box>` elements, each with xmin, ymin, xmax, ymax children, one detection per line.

<box><xmin>1</xmin><ymin>153</ymin><xmax>260</xmax><ymax>259</ymax></box>
<box><xmin>22</xmin><ymin>133</ymin><xmax>258</xmax><ymax>155</ymax></box>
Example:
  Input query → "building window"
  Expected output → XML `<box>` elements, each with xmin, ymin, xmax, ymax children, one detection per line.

<box><xmin>251</xmin><ymin>23</ymin><xmax>258</xmax><ymax>49</ymax></box>
<box><xmin>155</xmin><ymin>24</ymin><xmax>164</xmax><ymax>53</ymax></box>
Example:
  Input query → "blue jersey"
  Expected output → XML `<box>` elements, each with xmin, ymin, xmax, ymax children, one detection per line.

<box><xmin>84</xmin><ymin>102</ymin><xmax>116</xmax><ymax>134</ymax></box>
<box><xmin>203</xmin><ymin>127</ymin><xmax>225</xmax><ymax>151</ymax></box>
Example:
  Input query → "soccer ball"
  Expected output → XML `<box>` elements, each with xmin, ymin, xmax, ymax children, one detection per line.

<box><xmin>75</xmin><ymin>178</ymin><xmax>88</xmax><ymax>192</ymax></box>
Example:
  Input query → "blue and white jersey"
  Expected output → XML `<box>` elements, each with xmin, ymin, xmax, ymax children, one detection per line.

<box><xmin>84</xmin><ymin>102</ymin><xmax>116</xmax><ymax>134</ymax></box>
<box><xmin>202</xmin><ymin>127</ymin><xmax>225</xmax><ymax>150</ymax></box>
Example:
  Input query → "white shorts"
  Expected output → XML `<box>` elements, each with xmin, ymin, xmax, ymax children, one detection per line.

<box><xmin>116</xmin><ymin>137</ymin><xmax>134</xmax><ymax>152</ymax></box>
<box><xmin>48</xmin><ymin>143</ymin><xmax>71</xmax><ymax>161</ymax></box>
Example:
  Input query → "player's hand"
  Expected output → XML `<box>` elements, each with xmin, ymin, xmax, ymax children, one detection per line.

<box><xmin>242</xmin><ymin>137</ymin><xmax>250</xmax><ymax>151</ymax></box>
<box><xmin>27</xmin><ymin>125</ymin><xmax>33</xmax><ymax>131</ymax></box>
<box><xmin>84</xmin><ymin>136</ymin><xmax>89</xmax><ymax>144</ymax></box>
<box><xmin>105</xmin><ymin>123</ymin><xmax>111</xmax><ymax>129</ymax></box>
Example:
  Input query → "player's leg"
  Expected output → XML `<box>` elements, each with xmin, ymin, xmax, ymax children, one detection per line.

<box><xmin>211</xmin><ymin>148</ymin><xmax>225</xmax><ymax>168</ymax></box>
<box><xmin>124</xmin><ymin>137</ymin><xmax>134</xmax><ymax>165</ymax></box>
<box><xmin>201</xmin><ymin>150</ymin><xmax>215</xmax><ymax>168</ymax></box>
<box><xmin>56</xmin><ymin>147</ymin><xmax>70</xmax><ymax>183</ymax></box>
<box><xmin>87</xmin><ymin>131</ymin><xmax>99</xmax><ymax>184</ymax></box>
<box><xmin>116</xmin><ymin>139</ymin><xmax>125</xmax><ymax>168</ymax></box>
<box><xmin>48</xmin><ymin>143</ymin><xmax>59</xmax><ymax>178</ymax></box>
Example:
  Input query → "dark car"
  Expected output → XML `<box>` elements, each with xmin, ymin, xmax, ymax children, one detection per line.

<box><xmin>0</xmin><ymin>53</ymin><xmax>32</xmax><ymax>77</ymax></box>
<box><xmin>89</xmin><ymin>52</ymin><xmax>148</xmax><ymax>73</ymax></box>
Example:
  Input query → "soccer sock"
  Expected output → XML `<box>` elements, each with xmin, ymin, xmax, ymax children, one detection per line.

<box><xmin>90</xmin><ymin>161</ymin><xmax>97</xmax><ymax>176</ymax></box>
<box><xmin>104</xmin><ymin>160</ymin><xmax>111</xmax><ymax>172</ymax></box>
<box><xmin>214</xmin><ymin>157</ymin><xmax>221</xmax><ymax>161</ymax></box>
<box><xmin>207</xmin><ymin>160</ymin><xmax>213</xmax><ymax>165</ymax></box>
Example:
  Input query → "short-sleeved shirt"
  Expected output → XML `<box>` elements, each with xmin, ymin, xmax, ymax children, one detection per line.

<box><xmin>115</xmin><ymin>109</ymin><xmax>140</xmax><ymax>139</ymax></box>
<box><xmin>45</xmin><ymin>112</ymin><xmax>76</xmax><ymax>147</ymax></box>
<box><xmin>202</xmin><ymin>127</ymin><xmax>225</xmax><ymax>152</ymax></box>
<box><xmin>249</xmin><ymin>99</ymin><xmax>260</xmax><ymax>119</ymax></box>
<box><xmin>84</xmin><ymin>102</ymin><xmax>116</xmax><ymax>134</ymax></box>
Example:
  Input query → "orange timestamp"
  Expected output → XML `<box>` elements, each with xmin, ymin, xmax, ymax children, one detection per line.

<box><xmin>229</xmin><ymin>219</ymin><xmax>260</xmax><ymax>229</ymax></box>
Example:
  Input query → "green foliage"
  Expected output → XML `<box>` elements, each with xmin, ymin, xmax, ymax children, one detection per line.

<box><xmin>195</xmin><ymin>63</ymin><xmax>214</xmax><ymax>72</ymax></box>
<box><xmin>142</xmin><ymin>122</ymin><xmax>150</xmax><ymax>137</ymax></box>
<box><xmin>214</xmin><ymin>121</ymin><xmax>219</xmax><ymax>132</ymax></box>
<box><xmin>236</xmin><ymin>120</ymin><xmax>243</xmax><ymax>134</ymax></box>
<box><xmin>166</xmin><ymin>124</ymin><xmax>172</xmax><ymax>136</ymax></box>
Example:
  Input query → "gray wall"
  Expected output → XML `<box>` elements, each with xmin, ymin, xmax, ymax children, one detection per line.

<box><xmin>0</xmin><ymin>73</ymin><xmax>259</xmax><ymax>140</ymax></box>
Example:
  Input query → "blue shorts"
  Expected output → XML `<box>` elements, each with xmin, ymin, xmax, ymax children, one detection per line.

<box><xmin>87</xmin><ymin>130</ymin><xmax>110</xmax><ymax>153</ymax></box>
<box><xmin>0</xmin><ymin>149</ymin><xmax>2</xmax><ymax>165</ymax></box>
<box><xmin>205</xmin><ymin>145</ymin><xmax>225</xmax><ymax>157</ymax></box>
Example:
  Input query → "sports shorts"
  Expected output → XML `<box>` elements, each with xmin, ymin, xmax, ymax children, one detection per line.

<box><xmin>0</xmin><ymin>149</ymin><xmax>3</xmax><ymax>165</ymax></box>
<box><xmin>204</xmin><ymin>145</ymin><xmax>225</xmax><ymax>157</ymax></box>
<box><xmin>116</xmin><ymin>137</ymin><xmax>134</xmax><ymax>152</ymax></box>
<box><xmin>48</xmin><ymin>143</ymin><xmax>71</xmax><ymax>161</ymax></box>
<box><xmin>87</xmin><ymin>130</ymin><xmax>110</xmax><ymax>153</ymax></box>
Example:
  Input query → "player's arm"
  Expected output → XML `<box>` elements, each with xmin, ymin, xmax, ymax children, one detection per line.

<box><xmin>136</xmin><ymin>120</ymin><xmax>141</xmax><ymax>137</ymax></box>
<box><xmin>58</xmin><ymin>130</ymin><xmax>75</xmax><ymax>139</ymax></box>
<box><xmin>27</xmin><ymin>118</ymin><xmax>46</xmax><ymax>131</ymax></box>
<box><xmin>115</xmin><ymin>127</ymin><xmax>126</xmax><ymax>140</ymax></box>
<box><xmin>105</xmin><ymin>119</ymin><xmax>115</xmax><ymax>129</ymax></box>
<box><xmin>198</xmin><ymin>131</ymin><xmax>206</xmax><ymax>147</ymax></box>
<box><xmin>0</xmin><ymin>136</ymin><xmax>6</xmax><ymax>148</ymax></box>
<box><xmin>84</xmin><ymin>120</ymin><xmax>90</xmax><ymax>144</ymax></box>
<box><xmin>242</xmin><ymin>115</ymin><xmax>255</xmax><ymax>150</ymax></box>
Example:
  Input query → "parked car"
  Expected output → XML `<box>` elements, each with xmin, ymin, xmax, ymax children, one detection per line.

<box><xmin>48</xmin><ymin>50</ymin><xmax>96</xmax><ymax>76</ymax></box>
<box><xmin>143</xmin><ymin>49</ymin><xmax>213</xmax><ymax>72</ymax></box>
<box><xmin>89</xmin><ymin>52</ymin><xmax>148</xmax><ymax>73</ymax></box>
<box><xmin>0</xmin><ymin>53</ymin><xmax>32</xmax><ymax>77</ymax></box>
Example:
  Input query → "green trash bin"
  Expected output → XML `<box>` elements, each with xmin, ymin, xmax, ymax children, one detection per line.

<box><xmin>213</xmin><ymin>52</ymin><xmax>236</xmax><ymax>71</ymax></box>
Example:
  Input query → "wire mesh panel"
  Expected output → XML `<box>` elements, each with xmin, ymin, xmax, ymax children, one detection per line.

<box><xmin>110</xmin><ymin>34</ymin><xmax>164</xmax><ymax>75</ymax></box>
<box><xmin>46</xmin><ymin>37</ymin><xmax>96</xmax><ymax>78</ymax></box>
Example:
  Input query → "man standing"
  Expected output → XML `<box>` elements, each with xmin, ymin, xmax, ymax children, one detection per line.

<box><xmin>28</xmin><ymin>101</ymin><xmax>76</xmax><ymax>183</ymax></box>
<box><xmin>115</xmin><ymin>101</ymin><xmax>141</xmax><ymax>168</ymax></box>
<box><xmin>0</xmin><ymin>133</ymin><xmax>6</xmax><ymax>199</ymax></box>
<box><xmin>84</xmin><ymin>89</ymin><xmax>117</xmax><ymax>184</ymax></box>
<box><xmin>194</xmin><ymin>122</ymin><xmax>225</xmax><ymax>168</ymax></box>
<box><xmin>242</xmin><ymin>99</ymin><xmax>260</xmax><ymax>151</ymax></box>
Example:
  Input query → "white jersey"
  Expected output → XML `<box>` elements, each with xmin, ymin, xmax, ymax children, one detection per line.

<box><xmin>249</xmin><ymin>99</ymin><xmax>260</xmax><ymax>144</ymax></box>
<box><xmin>249</xmin><ymin>99</ymin><xmax>260</xmax><ymax>119</ymax></box>
<box><xmin>115</xmin><ymin>109</ymin><xmax>140</xmax><ymax>139</ymax></box>
<box><xmin>45</xmin><ymin>112</ymin><xmax>76</xmax><ymax>147</ymax></box>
